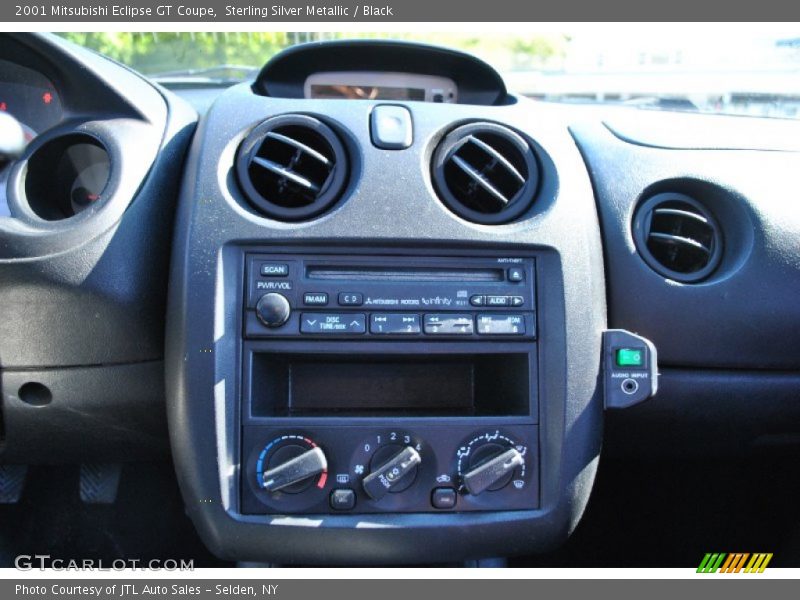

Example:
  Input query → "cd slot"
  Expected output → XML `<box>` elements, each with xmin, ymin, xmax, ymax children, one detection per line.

<box><xmin>305</xmin><ymin>265</ymin><xmax>504</xmax><ymax>282</ymax></box>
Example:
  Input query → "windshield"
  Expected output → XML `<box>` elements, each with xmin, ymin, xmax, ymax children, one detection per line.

<box><xmin>61</xmin><ymin>25</ymin><xmax>800</xmax><ymax>119</ymax></box>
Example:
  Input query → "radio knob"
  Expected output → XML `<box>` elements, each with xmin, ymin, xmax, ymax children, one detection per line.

<box><xmin>256</xmin><ymin>293</ymin><xmax>291</xmax><ymax>328</ymax></box>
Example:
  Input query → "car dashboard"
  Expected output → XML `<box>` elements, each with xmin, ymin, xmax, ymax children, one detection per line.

<box><xmin>0</xmin><ymin>33</ymin><xmax>799</xmax><ymax>566</ymax></box>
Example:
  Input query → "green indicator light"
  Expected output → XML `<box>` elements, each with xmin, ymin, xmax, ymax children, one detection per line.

<box><xmin>616</xmin><ymin>348</ymin><xmax>644</xmax><ymax>367</ymax></box>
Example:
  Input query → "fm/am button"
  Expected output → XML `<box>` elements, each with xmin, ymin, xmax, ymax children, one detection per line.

<box><xmin>301</xmin><ymin>313</ymin><xmax>366</xmax><ymax>334</ymax></box>
<box><xmin>303</xmin><ymin>292</ymin><xmax>329</xmax><ymax>306</ymax></box>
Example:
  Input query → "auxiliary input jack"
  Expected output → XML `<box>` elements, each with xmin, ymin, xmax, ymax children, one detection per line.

<box><xmin>621</xmin><ymin>378</ymin><xmax>639</xmax><ymax>395</ymax></box>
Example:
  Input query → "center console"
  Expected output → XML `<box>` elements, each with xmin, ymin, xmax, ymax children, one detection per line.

<box><xmin>241</xmin><ymin>251</ymin><xmax>539</xmax><ymax>516</ymax></box>
<box><xmin>165</xmin><ymin>41</ymin><xmax>611</xmax><ymax>565</ymax></box>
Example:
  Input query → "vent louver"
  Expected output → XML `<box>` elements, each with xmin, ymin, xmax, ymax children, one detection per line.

<box><xmin>633</xmin><ymin>192</ymin><xmax>723</xmax><ymax>282</ymax></box>
<box><xmin>236</xmin><ymin>114</ymin><xmax>348</xmax><ymax>221</ymax></box>
<box><xmin>432</xmin><ymin>122</ymin><xmax>540</xmax><ymax>224</ymax></box>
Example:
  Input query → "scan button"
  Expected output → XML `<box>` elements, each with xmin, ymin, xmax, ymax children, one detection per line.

<box><xmin>260</xmin><ymin>263</ymin><xmax>289</xmax><ymax>277</ymax></box>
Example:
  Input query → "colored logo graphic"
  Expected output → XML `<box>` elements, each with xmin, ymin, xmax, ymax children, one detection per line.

<box><xmin>697</xmin><ymin>553</ymin><xmax>773</xmax><ymax>573</ymax></box>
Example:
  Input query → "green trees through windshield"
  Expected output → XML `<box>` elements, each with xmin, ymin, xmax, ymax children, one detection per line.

<box><xmin>57</xmin><ymin>32</ymin><xmax>566</xmax><ymax>77</ymax></box>
<box><xmin>59</xmin><ymin>29</ymin><xmax>800</xmax><ymax>118</ymax></box>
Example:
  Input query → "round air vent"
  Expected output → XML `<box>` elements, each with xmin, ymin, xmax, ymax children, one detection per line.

<box><xmin>236</xmin><ymin>114</ymin><xmax>348</xmax><ymax>221</ymax></box>
<box><xmin>633</xmin><ymin>192</ymin><xmax>723</xmax><ymax>282</ymax></box>
<box><xmin>432</xmin><ymin>122</ymin><xmax>540</xmax><ymax>224</ymax></box>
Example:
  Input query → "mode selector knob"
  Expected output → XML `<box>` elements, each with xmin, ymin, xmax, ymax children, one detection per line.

<box><xmin>462</xmin><ymin>447</ymin><xmax>524</xmax><ymax>496</ymax></box>
<box><xmin>256</xmin><ymin>293</ymin><xmax>291</xmax><ymax>328</ymax></box>
<box><xmin>362</xmin><ymin>446</ymin><xmax>421</xmax><ymax>500</ymax></box>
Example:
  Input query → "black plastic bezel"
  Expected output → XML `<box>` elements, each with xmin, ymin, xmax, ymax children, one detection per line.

<box><xmin>235</xmin><ymin>114</ymin><xmax>349</xmax><ymax>222</ymax></box>
<box><xmin>632</xmin><ymin>191</ymin><xmax>723</xmax><ymax>283</ymax></box>
<box><xmin>432</xmin><ymin>122</ymin><xmax>541</xmax><ymax>225</ymax></box>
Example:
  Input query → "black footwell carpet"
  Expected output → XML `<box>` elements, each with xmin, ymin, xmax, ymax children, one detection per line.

<box><xmin>0</xmin><ymin>461</ymin><xmax>231</xmax><ymax>568</ymax></box>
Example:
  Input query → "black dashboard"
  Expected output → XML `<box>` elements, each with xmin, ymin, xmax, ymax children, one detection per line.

<box><xmin>0</xmin><ymin>33</ymin><xmax>195</xmax><ymax>461</ymax></box>
<box><xmin>1</xmin><ymin>33</ymin><xmax>799</xmax><ymax>566</ymax></box>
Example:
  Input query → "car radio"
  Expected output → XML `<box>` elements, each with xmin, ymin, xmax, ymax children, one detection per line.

<box><xmin>240</xmin><ymin>250</ymin><xmax>540</xmax><ymax>516</ymax></box>
<box><xmin>243</xmin><ymin>253</ymin><xmax>537</xmax><ymax>340</ymax></box>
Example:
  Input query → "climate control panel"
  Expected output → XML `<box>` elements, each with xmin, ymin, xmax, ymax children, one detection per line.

<box><xmin>241</xmin><ymin>424</ymin><xmax>539</xmax><ymax>515</ymax></box>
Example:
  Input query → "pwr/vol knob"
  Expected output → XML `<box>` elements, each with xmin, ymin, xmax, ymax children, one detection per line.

<box><xmin>256</xmin><ymin>293</ymin><xmax>291</xmax><ymax>328</ymax></box>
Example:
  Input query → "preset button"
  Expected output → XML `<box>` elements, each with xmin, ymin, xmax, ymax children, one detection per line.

<box><xmin>370</xmin><ymin>313</ymin><xmax>421</xmax><ymax>334</ymax></box>
<box><xmin>476</xmin><ymin>314</ymin><xmax>525</xmax><ymax>335</ymax></box>
<box><xmin>423</xmin><ymin>314</ymin><xmax>474</xmax><ymax>335</ymax></box>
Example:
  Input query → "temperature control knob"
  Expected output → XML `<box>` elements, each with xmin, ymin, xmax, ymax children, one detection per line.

<box><xmin>462</xmin><ymin>446</ymin><xmax>524</xmax><ymax>496</ymax></box>
<box><xmin>256</xmin><ymin>293</ymin><xmax>291</xmax><ymax>328</ymax></box>
<box><xmin>262</xmin><ymin>446</ymin><xmax>327</xmax><ymax>493</ymax></box>
<box><xmin>362</xmin><ymin>446</ymin><xmax>422</xmax><ymax>500</ymax></box>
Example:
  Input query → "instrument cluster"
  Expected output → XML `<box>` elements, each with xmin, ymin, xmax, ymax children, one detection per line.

<box><xmin>0</xmin><ymin>58</ymin><xmax>63</xmax><ymax>216</ymax></box>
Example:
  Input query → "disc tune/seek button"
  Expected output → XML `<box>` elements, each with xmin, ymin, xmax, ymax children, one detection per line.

<box><xmin>300</xmin><ymin>313</ymin><xmax>366</xmax><ymax>334</ymax></box>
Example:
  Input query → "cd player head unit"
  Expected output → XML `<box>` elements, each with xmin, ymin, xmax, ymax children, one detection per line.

<box><xmin>243</xmin><ymin>253</ymin><xmax>536</xmax><ymax>340</ymax></box>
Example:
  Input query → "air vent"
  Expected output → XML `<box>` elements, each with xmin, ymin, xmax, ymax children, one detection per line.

<box><xmin>236</xmin><ymin>114</ymin><xmax>348</xmax><ymax>221</ymax></box>
<box><xmin>633</xmin><ymin>192</ymin><xmax>723</xmax><ymax>282</ymax></box>
<box><xmin>432</xmin><ymin>122</ymin><xmax>540</xmax><ymax>224</ymax></box>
